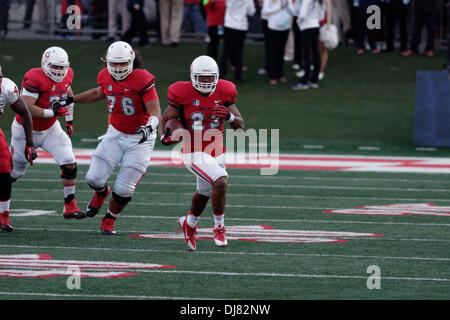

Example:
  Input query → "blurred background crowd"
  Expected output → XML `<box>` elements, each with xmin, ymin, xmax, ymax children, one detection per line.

<box><xmin>0</xmin><ymin>0</ymin><xmax>448</xmax><ymax>88</ymax></box>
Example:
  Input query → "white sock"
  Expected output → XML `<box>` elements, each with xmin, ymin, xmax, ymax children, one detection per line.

<box><xmin>186</xmin><ymin>211</ymin><xmax>200</xmax><ymax>228</ymax></box>
<box><xmin>213</xmin><ymin>212</ymin><xmax>225</xmax><ymax>229</ymax></box>
<box><xmin>0</xmin><ymin>199</ymin><xmax>11</xmax><ymax>213</ymax></box>
<box><xmin>64</xmin><ymin>184</ymin><xmax>76</xmax><ymax>198</ymax></box>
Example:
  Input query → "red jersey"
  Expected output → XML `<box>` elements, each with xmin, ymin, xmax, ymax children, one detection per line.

<box><xmin>97</xmin><ymin>68</ymin><xmax>158</xmax><ymax>134</ymax></box>
<box><xmin>17</xmin><ymin>67</ymin><xmax>74</xmax><ymax>131</ymax></box>
<box><xmin>167</xmin><ymin>79</ymin><xmax>237</xmax><ymax>156</ymax></box>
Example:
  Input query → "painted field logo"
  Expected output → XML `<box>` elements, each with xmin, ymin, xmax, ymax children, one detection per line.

<box><xmin>0</xmin><ymin>254</ymin><xmax>175</xmax><ymax>278</ymax></box>
<box><xmin>130</xmin><ymin>225</ymin><xmax>382</xmax><ymax>244</ymax></box>
<box><xmin>324</xmin><ymin>203</ymin><xmax>450</xmax><ymax>217</ymax></box>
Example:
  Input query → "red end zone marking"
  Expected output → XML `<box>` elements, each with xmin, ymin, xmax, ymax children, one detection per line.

<box><xmin>324</xmin><ymin>203</ymin><xmax>450</xmax><ymax>217</ymax></box>
<box><xmin>0</xmin><ymin>254</ymin><xmax>176</xmax><ymax>279</ymax></box>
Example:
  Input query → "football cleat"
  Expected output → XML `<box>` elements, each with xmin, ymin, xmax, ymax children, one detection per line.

<box><xmin>178</xmin><ymin>216</ymin><xmax>197</xmax><ymax>251</ymax></box>
<box><xmin>63</xmin><ymin>199</ymin><xmax>87</xmax><ymax>219</ymax></box>
<box><xmin>101</xmin><ymin>216</ymin><xmax>116</xmax><ymax>235</ymax></box>
<box><xmin>213</xmin><ymin>226</ymin><xmax>228</xmax><ymax>247</ymax></box>
<box><xmin>87</xmin><ymin>186</ymin><xmax>111</xmax><ymax>217</ymax></box>
<box><xmin>0</xmin><ymin>211</ymin><xmax>14</xmax><ymax>232</ymax></box>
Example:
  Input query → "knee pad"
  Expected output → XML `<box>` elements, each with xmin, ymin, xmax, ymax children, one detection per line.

<box><xmin>0</xmin><ymin>173</ymin><xmax>12</xmax><ymax>201</ymax></box>
<box><xmin>112</xmin><ymin>191</ymin><xmax>132</xmax><ymax>206</ymax></box>
<box><xmin>60</xmin><ymin>164</ymin><xmax>77</xmax><ymax>180</ymax></box>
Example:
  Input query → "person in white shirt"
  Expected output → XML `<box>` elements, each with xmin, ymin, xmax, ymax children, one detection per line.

<box><xmin>219</xmin><ymin>0</ymin><xmax>256</xmax><ymax>82</ymax></box>
<box><xmin>262</xmin><ymin>0</ymin><xmax>295</xmax><ymax>85</ymax></box>
<box><xmin>292</xmin><ymin>0</ymin><xmax>324</xmax><ymax>90</ymax></box>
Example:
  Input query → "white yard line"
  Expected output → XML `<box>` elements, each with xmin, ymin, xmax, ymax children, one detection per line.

<box><xmin>12</xmin><ymin>187</ymin><xmax>450</xmax><ymax>203</ymax></box>
<box><xmin>3</xmin><ymin>227</ymin><xmax>450</xmax><ymax>243</ymax></box>
<box><xmin>2</xmin><ymin>244</ymin><xmax>450</xmax><ymax>262</ymax></box>
<box><xmin>23</xmin><ymin>169</ymin><xmax>450</xmax><ymax>184</ymax></box>
<box><xmin>0</xmin><ymin>291</ymin><xmax>224</xmax><ymax>300</ymax></box>
<box><xmin>15</xmin><ymin>178</ymin><xmax>450</xmax><ymax>192</ymax></box>
<box><xmin>10</xmin><ymin>210</ymin><xmax>450</xmax><ymax>227</ymax></box>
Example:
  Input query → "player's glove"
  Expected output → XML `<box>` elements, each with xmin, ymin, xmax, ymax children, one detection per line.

<box><xmin>66</xmin><ymin>120</ymin><xmax>73</xmax><ymax>137</ymax></box>
<box><xmin>24</xmin><ymin>142</ymin><xmax>38</xmax><ymax>166</ymax></box>
<box><xmin>51</xmin><ymin>100</ymin><xmax>70</xmax><ymax>117</ymax></box>
<box><xmin>212</xmin><ymin>105</ymin><xmax>232</xmax><ymax>121</ymax></box>
<box><xmin>160</xmin><ymin>128</ymin><xmax>180</xmax><ymax>146</ymax></box>
<box><xmin>136</xmin><ymin>125</ymin><xmax>153</xmax><ymax>144</ymax></box>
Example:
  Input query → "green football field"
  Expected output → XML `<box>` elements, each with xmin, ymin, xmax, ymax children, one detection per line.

<box><xmin>1</xmin><ymin>39</ymin><xmax>450</xmax><ymax>304</ymax></box>
<box><xmin>1</xmin><ymin>163</ymin><xmax>450</xmax><ymax>301</ymax></box>
<box><xmin>0</xmin><ymin>39</ymin><xmax>449</xmax><ymax>156</ymax></box>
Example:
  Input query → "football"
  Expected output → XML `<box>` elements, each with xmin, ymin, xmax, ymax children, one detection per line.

<box><xmin>165</xmin><ymin>119</ymin><xmax>184</xmax><ymax>136</ymax></box>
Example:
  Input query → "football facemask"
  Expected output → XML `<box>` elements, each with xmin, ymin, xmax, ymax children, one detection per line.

<box><xmin>190</xmin><ymin>55</ymin><xmax>219</xmax><ymax>94</ymax></box>
<box><xmin>41</xmin><ymin>47</ymin><xmax>70</xmax><ymax>83</ymax></box>
<box><xmin>105</xmin><ymin>41</ymin><xmax>135</xmax><ymax>81</ymax></box>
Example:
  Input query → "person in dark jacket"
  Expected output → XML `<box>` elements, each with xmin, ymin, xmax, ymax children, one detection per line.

<box><xmin>122</xmin><ymin>0</ymin><xmax>150</xmax><ymax>46</ymax></box>
<box><xmin>401</xmin><ymin>0</ymin><xmax>442</xmax><ymax>57</ymax></box>
<box><xmin>385</xmin><ymin>0</ymin><xmax>410</xmax><ymax>53</ymax></box>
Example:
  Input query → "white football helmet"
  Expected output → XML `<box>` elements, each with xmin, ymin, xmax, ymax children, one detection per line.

<box><xmin>190</xmin><ymin>55</ymin><xmax>219</xmax><ymax>94</ymax></box>
<box><xmin>105</xmin><ymin>41</ymin><xmax>135</xmax><ymax>81</ymax></box>
<box><xmin>41</xmin><ymin>47</ymin><xmax>70</xmax><ymax>82</ymax></box>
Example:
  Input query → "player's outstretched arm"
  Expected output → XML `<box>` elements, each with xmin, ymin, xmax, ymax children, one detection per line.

<box><xmin>73</xmin><ymin>86</ymin><xmax>105</xmax><ymax>104</ymax></box>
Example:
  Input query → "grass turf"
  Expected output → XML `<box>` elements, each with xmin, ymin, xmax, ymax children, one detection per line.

<box><xmin>0</xmin><ymin>39</ymin><xmax>449</xmax><ymax>156</ymax></box>
<box><xmin>1</xmin><ymin>164</ymin><xmax>450</xmax><ymax>300</ymax></box>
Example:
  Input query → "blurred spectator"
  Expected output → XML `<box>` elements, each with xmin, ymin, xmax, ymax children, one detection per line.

<box><xmin>331</xmin><ymin>0</ymin><xmax>351</xmax><ymax>42</ymax></box>
<box><xmin>319</xmin><ymin>0</ymin><xmax>332</xmax><ymax>80</ymax></box>
<box><xmin>262</xmin><ymin>0</ymin><xmax>294</xmax><ymax>85</ymax></box>
<box><xmin>284</xmin><ymin>29</ymin><xmax>294</xmax><ymax>63</ymax></box>
<box><xmin>203</xmin><ymin>0</ymin><xmax>226</xmax><ymax>61</ymax></box>
<box><xmin>183</xmin><ymin>0</ymin><xmax>207</xmax><ymax>40</ymax></box>
<box><xmin>292</xmin><ymin>0</ymin><xmax>324</xmax><ymax>90</ymax></box>
<box><xmin>385</xmin><ymin>0</ymin><xmax>409</xmax><ymax>52</ymax></box>
<box><xmin>219</xmin><ymin>0</ymin><xmax>256</xmax><ymax>82</ymax></box>
<box><xmin>345</xmin><ymin>0</ymin><xmax>359</xmax><ymax>45</ymax></box>
<box><xmin>257</xmin><ymin>0</ymin><xmax>270</xmax><ymax>76</ymax></box>
<box><xmin>402</xmin><ymin>0</ymin><xmax>441</xmax><ymax>57</ymax></box>
<box><xmin>355</xmin><ymin>0</ymin><xmax>382</xmax><ymax>54</ymax></box>
<box><xmin>108</xmin><ymin>0</ymin><xmax>131</xmax><ymax>41</ymax></box>
<box><xmin>292</xmin><ymin>8</ymin><xmax>304</xmax><ymax>73</ymax></box>
<box><xmin>0</xmin><ymin>0</ymin><xmax>10</xmax><ymax>39</ymax></box>
<box><xmin>159</xmin><ymin>0</ymin><xmax>184</xmax><ymax>46</ymax></box>
<box><xmin>122</xmin><ymin>0</ymin><xmax>150</xmax><ymax>46</ymax></box>
<box><xmin>24</xmin><ymin>0</ymin><xmax>50</xmax><ymax>32</ymax></box>
<box><xmin>23</xmin><ymin>0</ymin><xmax>35</xmax><ymax>29</ymax></box>
<box><xmin>37</xmin><ymin>0</ymin><xmax>50</xmax><ymax>31</ymax></box>
<box><xmin>90</xmin><ymin>0</ymin><xmax>108</xmax><ymax>39</ymax></box>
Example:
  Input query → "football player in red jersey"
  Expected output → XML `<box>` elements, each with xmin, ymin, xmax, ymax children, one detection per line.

<box><xmin>0</xmin><ymin>65</ymin><xmax>37</xmax><ymax>231</ymax></box>
<box><xmin>62</xmin><ymin>41</ymin><xmax>161</xmax><ymax>235</ymax></box>
<box><xmin>10</xmin><ymin>47</ymin><xmax>86</xmax><ymax>220</ymax></box>
<box><xmin>159</xmin><ymin>55</ymin><xmax>244</xmax><ymax>251</ymax></box>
